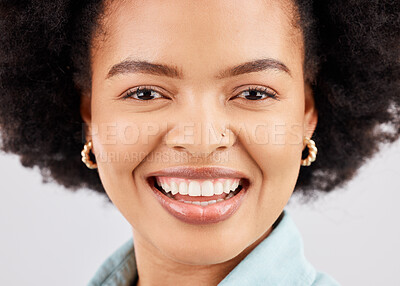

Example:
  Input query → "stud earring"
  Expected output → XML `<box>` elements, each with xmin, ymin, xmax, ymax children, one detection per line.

<box><xmin>301</xmin><ymin>136</ymin><xmax>318</xmax><ymax>166</ymax></box>
<box><xmin>81</xmin><ymin>140</ymin><xmax>98</xmax><ymax>169</ymax></box>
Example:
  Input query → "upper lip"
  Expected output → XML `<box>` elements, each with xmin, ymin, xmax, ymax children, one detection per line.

<box><xmin>146</xmin><ymin>166</ymin><xmax>250</xmax><ymax>181</ymax></box>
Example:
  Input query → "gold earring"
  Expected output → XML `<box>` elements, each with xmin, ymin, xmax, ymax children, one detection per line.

<box><xmin>301</xmin><ymin>136</ymin><xmax>317</xmax><ymax>166</ymax></box>
<box><xmin>81</xmin><ymin>140</ymin><xmax>98</xmax><ymax>169</ymax></box>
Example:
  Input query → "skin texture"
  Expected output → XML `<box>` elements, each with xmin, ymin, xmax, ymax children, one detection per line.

<box><xmin>80</xmin><ymin>0</ymin><xmax>318</xmax><ymax>285</ymax></box>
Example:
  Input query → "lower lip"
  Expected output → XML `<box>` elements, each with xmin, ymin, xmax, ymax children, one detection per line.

<box><xmin>147</xmin><ymin>178</ymin><xmax>249</xmax><ymax>225</ymax></box>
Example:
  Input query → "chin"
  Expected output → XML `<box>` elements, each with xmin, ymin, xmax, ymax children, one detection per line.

<box><xmin>147</xmin><ymin>223</ymin><xmax>250</xmax><ymax>265</ymax></box>
<box><xmin>159</xmin><ymin>239</ymin><xmax>248</xmax><ymax>266</ymax></box>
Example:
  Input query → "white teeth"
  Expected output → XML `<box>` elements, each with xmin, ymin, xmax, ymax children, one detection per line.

<box><xmin>156</xmin><ymin>177</ymin><xmax>171</xmax><ymax>193</ymax></box>
<box><xmin>156</xmin><ymin>177</ymin><xmax>242</xmax><ymax>196</ymax></box>
<box><xmin>225</xmin><ymin>192</ymin><xmax>235</xmax><ymax>199</ymax></box>
<box><xmin>171</xmin><ymin>181</ymin><xmax>179</xmax><ymax>195</ymax></box>
<box><xmin>178</xmin><ymin>182</ymin><xmax>188</xmax><ymax>195</ymax></box>
<box><xmin>223</xmin><ymin>179</ymin><xmax>233</xmax><ymax>194</ymax></box>
<box><xmin>231</xmin><ymin>180</ymin><xmax>239</xmax><ymax>191</ymax></box>
<box><xmin>172</xmin><ymin>197</ymin><xmax>234</xmax><ymax>205</ymax></box>
<box><xmin>169</xmin><ymin>195</ymin><xmax>233</xmax><ymax>206</ymax></box>
<box><xmin>201</xmin><ymin>180</ymin><xmax>214</xmax><ymax>196</ymax></box>
<box><xmin>163</xmin><ymin>183</ymin><xmax>171</xmax><ymax>192</ymax></box>
<box><xmin>177</xmin><ymin>200</ymin><xmax>218</xmax><ymax>205</ymax></box>
<box><xmin>214</xmin><ymin>182</ymin><xmax>224</xmax><ymax>195</ymax></box>
<box><xmin>188</xmin><ymin>181</ymin><xmax>201</xmax><ymax>196</ymax></box>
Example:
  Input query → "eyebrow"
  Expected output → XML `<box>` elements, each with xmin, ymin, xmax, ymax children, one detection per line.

<box><xmin>106</xmin><ymin>58</ymin><xmax>291</xmax><ymax>80</ymax></box>
<box><xmin>216</xmin><ymin>58</ymin><xmax>291</xmax><ymax>79</ymax></box>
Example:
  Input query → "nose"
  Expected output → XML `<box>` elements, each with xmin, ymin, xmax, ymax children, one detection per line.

<box><xmin>165</xmin><ymin>120</ymin><xmax>235</xmax><ymax>158</ymax></box>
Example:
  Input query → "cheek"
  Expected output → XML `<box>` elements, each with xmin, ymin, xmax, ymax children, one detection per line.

<box><xmin>260</xmin><ymin>122</ymin><xmax>303</xmax><ymax>207</ymax></box>
<box><xmin>264</xmin><ymin>118</ymin><xmax>303</xmax><ymax>181</ymax></box>
<box><xmin>89</xmin><ymin>100</ymin><xmax>164</xmax><ymax>212</ymax></box>
<box><xmin>245</xmin><ymin>102</ymin><xmax>304</xmax><ymax>207</ymax></box>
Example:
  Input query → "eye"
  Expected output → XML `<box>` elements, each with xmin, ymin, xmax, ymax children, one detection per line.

<box><xmin>233</xmin><ymin>86</ymin><xmax>279</xmax><ymax>101</ymax></box>
<box><xmin>121</xmin><ymin>86</ymin><xmax>167</xmax><ymax>101</ymax></box>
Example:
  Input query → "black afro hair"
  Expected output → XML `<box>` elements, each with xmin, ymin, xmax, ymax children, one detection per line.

<box><xmin>0</xmin><ymin>0</ymin><xmax>399</xmax><ymax>202</ymax></box>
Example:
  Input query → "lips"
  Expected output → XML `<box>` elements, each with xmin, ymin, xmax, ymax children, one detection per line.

<box><xmin>146</xmin><ymin>166</ymin><xmax>251</xmax><ymax>181</ymax></box>
<box><xmin>145</xmin><ymin>173</ymin><xmax>250</xmax><ymax>224</ymax></box>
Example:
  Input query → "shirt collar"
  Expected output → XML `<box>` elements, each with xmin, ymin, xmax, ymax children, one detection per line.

<box><xmin>88</xmin><ymin>209</ymin><xmax>317</xmax><ymax>286</ymax></box>
<box><xmin>218</xmin><ymin>209</ymin><xmax>317</xmax><ymax>285</ymax></box>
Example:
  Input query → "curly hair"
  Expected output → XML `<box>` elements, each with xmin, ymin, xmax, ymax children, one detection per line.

<box><xmin>0</xmin><ymin>0</ymin><xmax>399</xmax><ymax>201</ymax></box>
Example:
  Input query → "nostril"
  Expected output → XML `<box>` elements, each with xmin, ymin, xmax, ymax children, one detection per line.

<box><xmin>173</xmin><ymin>146</ymin><xmax>185</xmax><ymax>151</ymax></box>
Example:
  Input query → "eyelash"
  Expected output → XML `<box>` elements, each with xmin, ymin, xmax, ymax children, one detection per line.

<box><xmin>121</xmin><ymin>85</ymin><xmax>279</xmax><ymax>102</ymax></box>
<box><xmin>233</xmin><ymin>86</ymin><xmax>279</xmax><ymax>101</ymax></box>
<box><xmin>122</xmin><ymin>86</ymin><xmax>164</xmax><ymax>101</ymax></box>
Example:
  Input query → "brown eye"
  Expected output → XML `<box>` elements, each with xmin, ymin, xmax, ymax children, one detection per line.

<box><xmin>234</xmin><ymin>87</ymin><xmax>279</xmax><ymax>101</ymax></box>
<box><xmin>122</xmin><ymin>86</ymin><xmax>165</xmax><ymax>101</ymax></box>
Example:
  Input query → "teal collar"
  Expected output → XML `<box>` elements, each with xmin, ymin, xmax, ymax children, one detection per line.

<box><xmin>87</xmin><ymin>209</ymin><xmax>340</xmax><ymax>286</ymax></box>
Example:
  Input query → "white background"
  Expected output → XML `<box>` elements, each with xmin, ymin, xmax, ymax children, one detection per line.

<box><xmin>0</xmin><ymin>140</ymin><xmax>399</xmax><ymax>286</ymax></box>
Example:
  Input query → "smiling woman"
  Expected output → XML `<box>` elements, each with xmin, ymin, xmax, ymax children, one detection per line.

<box><xmin>0</xmin><ymin>0</ymin><xmax>399</xmax><ymax>285</ymax></box>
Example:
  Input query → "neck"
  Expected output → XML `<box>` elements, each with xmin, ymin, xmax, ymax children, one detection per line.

<box><xmin>133</xmin><ymin>226</ymin><xmax>273</xmax><ymax>286</ymax></box>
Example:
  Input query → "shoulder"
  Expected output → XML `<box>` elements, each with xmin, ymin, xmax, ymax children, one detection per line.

<box><xmin>87</xmin><ymin>238</ymin><xmax>137</xmax><ymax>286</ymax></box>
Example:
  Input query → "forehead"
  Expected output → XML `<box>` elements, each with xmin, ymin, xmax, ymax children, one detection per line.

<box><xmin>92</xmin><ymin>0</ymin><xmax>303</xmax><ymax>80</ymax></box>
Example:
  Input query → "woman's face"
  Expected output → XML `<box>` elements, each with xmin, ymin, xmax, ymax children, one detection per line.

<box><xmin>81</xmin><ymin>0</ymin><xmax>317</xmax><ymax>265</ymax></box>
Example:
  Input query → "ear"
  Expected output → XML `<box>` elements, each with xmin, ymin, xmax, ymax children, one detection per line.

<box><xmin>80</xmin><ymin>92</ymin><xmax>92</xmax><ymax>142</ymax></box>
<box><xmin>303</xmin><ymin>82</ymin><xmax>318</xmax><ymax>142</ymax></box>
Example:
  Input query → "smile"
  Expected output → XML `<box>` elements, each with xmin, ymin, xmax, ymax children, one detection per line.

<box><xmin>155</xmin><ymin>177</ymin><xmax>244</xmax><ymax>205</ymax></box>
<box><xmin>146</xmin><ymin>175</ymin><xmax>250</xmax><ymax>225</ymax></box>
